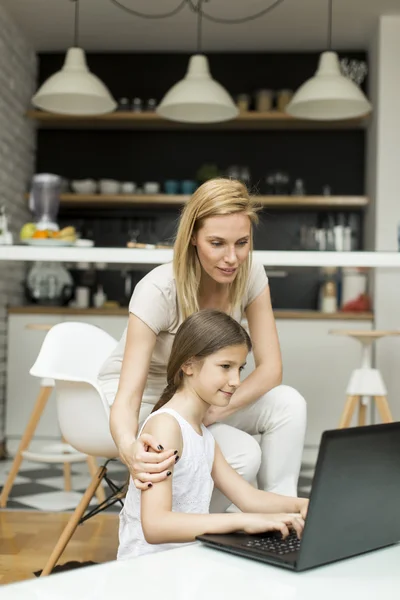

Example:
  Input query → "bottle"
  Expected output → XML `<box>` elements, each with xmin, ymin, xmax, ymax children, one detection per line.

<box><xmin>321</xmin><ymin>281</ymin><xmax>338</xmax><ymax>313</ymax></box>
<box><xmin>93</xmin><ymin>284</ymin><xmax>106</xmax><ymax>308</ymax></box>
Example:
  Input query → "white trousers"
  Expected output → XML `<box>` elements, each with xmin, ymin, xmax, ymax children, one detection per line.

<box><xmin>139</xmin><ymin>384</ymin><xmax>306</xmax><ymax>513</ymax></box>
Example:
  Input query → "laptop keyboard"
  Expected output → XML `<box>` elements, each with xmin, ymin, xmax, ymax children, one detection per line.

<box><xmin>241</xmin><ymin>531</ymin><xmax>301</xmax><ymax>555</ymax></box>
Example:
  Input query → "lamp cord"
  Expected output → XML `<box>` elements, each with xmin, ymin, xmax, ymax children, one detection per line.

<box><xmin>196</xmin><ymin>0</ymin><xmax>204</xmax><ymax>53</ymax></box>
<box><xmin>108</xmin><ymin>0</ymin><xmax>285</xmax><ymax>24</ymax></box>
<box><xmin>73</xmin><ymin>0</ymin><xmax>79</xmax><ymax>47</ymax></box>
<box><xmin>109</xmin><ymin>0</ymin><xmax>187</xmax><ymax>19</ymax></box>
<box><xmin>327</xmin><ymin>0</ymin><xmax>332</xmax><ymax>50</ymax></box>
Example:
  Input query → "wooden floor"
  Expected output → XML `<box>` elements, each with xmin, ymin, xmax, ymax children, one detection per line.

<box><xmin>0</xmin><ymin>510</ymin><xmax>119</xmax><ymax>585</ymax></box>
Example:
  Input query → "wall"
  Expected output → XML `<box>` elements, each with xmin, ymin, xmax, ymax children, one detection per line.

<box><xmin>366</xmin><ymin>15</ymin><xmax>400</xmax><ymax>421</ymax></box>
<box><xmin>0</xmin><ymin>5</ymin><xmax>36</xmax><ymax>451</ymax></box>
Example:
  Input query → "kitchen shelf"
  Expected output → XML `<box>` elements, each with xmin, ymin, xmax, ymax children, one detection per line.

<box><xmin>53</xmin><ymin>193</ymin><xmax>369</xmax><ymax>210</ymax></box>
<box><xmin>2</xmin><ymin>247</ymin><xmax>399</xmax><ymax>268</ymax></box>
<box><xmin>7</xmin><ymin>306</ymin><xmax>374</xmax><ymax>320</ymax></box>
<box><xmin>26</xmin><ymin>110</ymin><xmax>369</xmax><ymax>131</ymax></box>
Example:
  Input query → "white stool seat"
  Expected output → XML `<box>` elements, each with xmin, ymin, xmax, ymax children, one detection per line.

<box><xmin>22</xmin><ymin>443</ymin><xmax>88</xmax><ymax>464</ymax></box>
<box><xmin>346</xmin><ymin>368</ymin><xmax>387</xmax><ymax>397</ymax></box>
<box><xmin>330</xmin><ymin>329</ymin><xmax>398</xmax><ymax>428</ymax></box>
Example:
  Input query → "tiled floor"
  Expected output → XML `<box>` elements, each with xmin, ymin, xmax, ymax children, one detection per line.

<box><xmin>0</xmin><ymin>458</ymin><xmax>314</xmax><ymax>512</ymax></box>
<box><xmin>0</xmin><ymin>459</ymin><xmax>128</xmax><ymax>512</ymax></box>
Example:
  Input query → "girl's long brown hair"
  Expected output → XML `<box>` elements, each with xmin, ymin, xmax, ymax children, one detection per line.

<box><xmin>173</xmin><ymin>178</ymin><xmax>261</xmax><ymax>320</ymax></box>
<box><xmin>152</xmin><ymin>309</ymin><xmax>251</xmax><ymax>413</ymax></box>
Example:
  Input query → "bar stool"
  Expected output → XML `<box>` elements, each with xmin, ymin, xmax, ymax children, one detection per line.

<box><xmin>330</xmin><ymin>329</ymin><xmax>400</xmax><ymax>428</ymax></box>
<box><xmin>0</xmin><ymin>323</ymin><xmax>106</xmax><ymax>508</ymax></box>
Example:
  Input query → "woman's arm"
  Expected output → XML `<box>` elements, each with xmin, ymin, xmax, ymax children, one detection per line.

<box><xmin>141</xmin><ymin>417</ymin><xmax>305</xmax><ymax>544</ymax></box>
<box><xmin>110</xmin><ymin>314</ymin><xmax>177</xmax><ymax>488</ymax></box>
<box><xmin>204</xmin><ymin>286</ymin><xmax>282</xmax><ymax>424</ymax></box>
<box><xmin>212</xmin><ymin>443</ymin><xmax>308</xmax><ymax>518</ymax></box>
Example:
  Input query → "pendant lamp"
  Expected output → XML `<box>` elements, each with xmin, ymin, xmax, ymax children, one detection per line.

<box><xmin>156</xmin><ymin>1</ymin><xmax>238</xmax><ymax>123</ymax></box>
<box><xmin>285</xmin><ymin>0</ymin><xmax>371</xmax><ymax>120</ymax></box>
<box><xmin>32</xmin><ymin>0</ymin><xmax>116</xmax><ymax>115</ymax></box>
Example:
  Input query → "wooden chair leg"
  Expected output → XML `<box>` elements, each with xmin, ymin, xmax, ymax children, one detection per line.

<box><xmin>40</xmin><ymin>465</ymin><xmax>106</xmax><ymax>576</ymax></box>
<box><xmin>374</xmin><ymin>395</ymin><xmax>394</xmax><ymax>424</ymax></box>
<box><xmin>86</xmin><ymin>456</ymin><xmax>106</xmax><ymax>504</ymax></box>
<box><xmin>358</xmin><ymin>398</ymin><xmax>367</xmax><ymax>426</ymax></box>
<box><xmin>339</xmin><ymin>395</ymin><xmax>359</xmax><ymax>428</ymax></box>
<box><xmin>61</xmin><ymin>436</ymin><xmax>72</xmax><ymax>492</ymax></box>
<box><xmin>0</xmin><ymin>386</ymin><xmax>52</xmax><ymax>508</ymax></box>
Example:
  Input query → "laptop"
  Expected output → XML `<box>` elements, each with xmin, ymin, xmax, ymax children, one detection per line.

<box><xmin>197</xmin><ymin>422</ymin><xmax>400</xmax><ymax>571</ymax></box>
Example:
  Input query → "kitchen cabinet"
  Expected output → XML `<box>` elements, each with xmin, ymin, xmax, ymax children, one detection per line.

<box><xmin>6</xmin><ymin>312</ymin><xmax>372</xmax><ymax>451</ymax></box>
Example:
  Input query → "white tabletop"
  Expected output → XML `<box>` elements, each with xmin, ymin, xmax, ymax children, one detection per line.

<box><xmin>2</xmin><ymin>542</ymin><xmax>400</xmax><ymax>599</ymax></box>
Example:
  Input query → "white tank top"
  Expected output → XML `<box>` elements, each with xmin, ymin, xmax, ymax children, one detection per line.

<box><xmin>117</xmin><ymin>407</ymin><xmax>215</xmax><ymax>560</ymax></box>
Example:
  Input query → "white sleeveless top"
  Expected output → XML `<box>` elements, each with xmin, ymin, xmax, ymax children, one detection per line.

<box><xmin>117</xmin><ymin>407</ymin><xmax>215</xmax><ymax>560</ymax></box>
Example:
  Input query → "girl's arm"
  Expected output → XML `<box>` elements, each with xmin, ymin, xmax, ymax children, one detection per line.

<box><xmin>110</xmin><ymin>314</ymin><xmax>177</xmax><ymax>489</ymax></box>
<box><xmin>212</xmin><ymin>443</ymin><xmax>308</xmax><ymax>517</ymax></box>
<box><xmin>204</xmin><ymin>286</ymin><xmax>282</xmax><ymax>424</ymax></box>
<box><xmin>141</xmin><ymin>416</ymin><xmax>304</xmax><ymax>544</ymax></box>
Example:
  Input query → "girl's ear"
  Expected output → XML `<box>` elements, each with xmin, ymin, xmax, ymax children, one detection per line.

<box><xmin>181</xmin><ymin>358</ymin><xmax>194</xmax><ymax>376</ymax></box>
<box><xmin>191</xmin><ymin>233</ymin><xmax>197</xmax><ymax>246</ymax></box>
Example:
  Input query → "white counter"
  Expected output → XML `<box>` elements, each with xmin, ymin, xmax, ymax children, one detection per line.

<box><xmin>1</xmin><ymin>543</ymin><xmax>399</xmax><ymax>599</ymax></box>
<box><xmin>1</xmin><ymin>245</ymin><xmax>400</xmax><ymax>267</ymax></box>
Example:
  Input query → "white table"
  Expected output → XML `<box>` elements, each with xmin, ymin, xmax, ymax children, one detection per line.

<box><xmin>2</xmin><ymin>542</ymin><xmax>400</xmax><ymax>599</ymax></box>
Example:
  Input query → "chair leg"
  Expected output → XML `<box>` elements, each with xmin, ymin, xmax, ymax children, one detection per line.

<box><xmin>339</xmin><ymin>395</ymin><xmax>359</xmax><ymax>428</ymax></box>
<box><xmin>61</xmin><ymin>436</ymin><xmax>72</xmax><ymax>492</ymax></box>
<box><xmin>86</xmin><ymin>456</ymin><xmax>106</xmax><ymax>504</ymax></box>
<box><xmin>40</xmin><ymin>465</ymin><xmax>106</xmax><ymax>576</ymax></box>
<box><xmin>374</xmin><ymin>396</ymin><xmax>394</xmax><ymax>424</ymax></box>
<box><xmin>0</xmin><ymin>386</ymin><xmax>52</xmax><ymax>508</ymax></box>
<box><xmin>358</xmin><ymin>398</ymin><xmax>367</xmax><ymax>426</ymax></box>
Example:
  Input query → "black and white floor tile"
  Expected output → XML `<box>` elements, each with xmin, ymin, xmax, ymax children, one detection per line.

<box><xmin>0</xmin><ymin>458</ymin><xmax>128</xmax><ymax>512</ymax></box>
<box><xmin>0</xmin><ymin>458</ymin><xmax>314</xmax><ymax>513</ymax></box>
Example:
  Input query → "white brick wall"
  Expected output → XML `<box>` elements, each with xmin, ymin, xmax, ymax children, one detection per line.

<box><xmin>0</xmin><ymin>5</ymin><xmax>37</xmax><ymax>443</ymax></box>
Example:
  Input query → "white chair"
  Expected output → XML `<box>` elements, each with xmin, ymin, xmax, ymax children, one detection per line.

<box><xmin>0</xmin><ymin>321</ymin><xmax>113</xmax><ymax>508</ymax></box>
<box><xmin>12</xmin><ymin>322</ymin><xmax>123</xmax><ymax>577</ymax></box>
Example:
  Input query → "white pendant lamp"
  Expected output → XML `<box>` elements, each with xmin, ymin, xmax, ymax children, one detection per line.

<box><xmin>32</xmin><ymin>0</ymin><xmax>116</xmax><ymax>115</ymax></box>
<box><xmin>156</xmin><ymin>2</ymin><xmax>238</xmax><ymax>123</ymax></box>
<box><xmin>286</xmin><ymin>1</ymin><xmax>371</xmax><ymax>121</ymax></box>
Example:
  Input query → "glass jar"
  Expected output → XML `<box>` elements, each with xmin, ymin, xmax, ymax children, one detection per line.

<box><xmin>236</xmin><ymin>94</ymin><xmax>250</xmax><ymax>112</ymax></box>
<box><xmin>277</xmin><ymin>89</ymin><xmax>293</xmax><ymax>112</ymax></box>
<box><xmin>255</xmin><ymin>89</ymin><xmax>273</xmax><ymax>112</ymax></box>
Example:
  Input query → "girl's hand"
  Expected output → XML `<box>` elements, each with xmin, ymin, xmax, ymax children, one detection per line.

<box><xmin>203</xmin><ymin>406</ymin><xmax>226</xmax><ymax>427</ymax></box>
<box><xmin>295</xmin><ymin>498</ymin><xmax>309</xmax><ymax>520</ymax></box>
<box><xmin>119</xmin><ymin>433</ymin><xmax>178</xmax><ymax>491</ymax></box>
<box><xmin>241</xmin><ymin>513</ymin><xmax>305</xmax><ymax>539</ymax></box>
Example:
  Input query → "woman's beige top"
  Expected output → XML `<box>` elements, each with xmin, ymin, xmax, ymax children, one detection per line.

<box><xmin>98</xmin><ymin>259</ymin><xmax>268</xmax><ymax>405</ymax></box>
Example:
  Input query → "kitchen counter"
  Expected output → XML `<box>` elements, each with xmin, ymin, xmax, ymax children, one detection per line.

<box><xmin>7</xmin><ymin>306</ymin><xmax>374</xmax><ymax>320</ymax></box>
<box><xmin>1</xmin><ymin>245</ymin><xmax>400</xmax><ymax>267</ymax></box>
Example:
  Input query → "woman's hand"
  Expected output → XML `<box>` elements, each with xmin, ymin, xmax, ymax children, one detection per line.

<box><xmin>241</xmin><ymin>513</ymin><xmax>305</xmax><ymax>539</ymax></box>
<box><xmin>119</xmin><ymin>433</ymin><xmax>178</xmax><ymax>491</ymax></box>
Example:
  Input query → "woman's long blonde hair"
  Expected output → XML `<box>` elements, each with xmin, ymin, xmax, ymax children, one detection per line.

<box><xmin>173</xmin><ymin>178</ymin><xmax>260</xmax><ymax>320</ymax></box>
<box><xmin>152</xmin><ymin>309</ymin><xmax>252</xmax><ymax>413</ymax></box>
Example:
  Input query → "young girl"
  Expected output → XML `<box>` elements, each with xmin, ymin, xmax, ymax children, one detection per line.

<box><xmin>118</xmin><ymin>310</ymin><xmax>308</xmax><ymax>559</ymax></box>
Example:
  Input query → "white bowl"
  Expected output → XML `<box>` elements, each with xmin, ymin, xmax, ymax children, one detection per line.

<box><xmin>71</xmin><ymin>179</ymin><xmax>97</xmax><ymax>194</ymax></box>
<box><xmin>99</xmin><ymin>179</ymin><xmax>120</xmax><ymax>194</ymax></box>
<box><xmin>144</xmin><ymin>181</ymin><xmax>160</xmax><ymax>194</ymax></box>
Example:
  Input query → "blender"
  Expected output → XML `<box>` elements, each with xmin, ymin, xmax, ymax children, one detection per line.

<box><xmin>29</xmin><ymin>173</ymin><xmax>62</xmax><ymax>231</ymax></box>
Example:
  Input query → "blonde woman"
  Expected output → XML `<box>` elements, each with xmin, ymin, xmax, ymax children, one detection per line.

<box><xmin>98</xmin><ymin>178</ymin><xmax>306</xmax><ymax>511</ymax></box>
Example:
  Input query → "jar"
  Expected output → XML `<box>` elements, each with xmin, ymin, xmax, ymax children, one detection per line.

<box><xmin>236</xmin><ymin>94</ymin><xmax>250</xmax><ymax>112</ymax></box>
<box><xmin>277</xmin><ymin>89</ymin><xmax>293</xmax><ymax>112</ymax></box>
<box><xmin>131</xmin><ymin>97</ymin><xmax>143</xmax><ymax>112</ymax></box>
<box><xmin>255</xmin><ymin>89</ymin><xmax>273</xmax><ymax>112</ymax></box>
